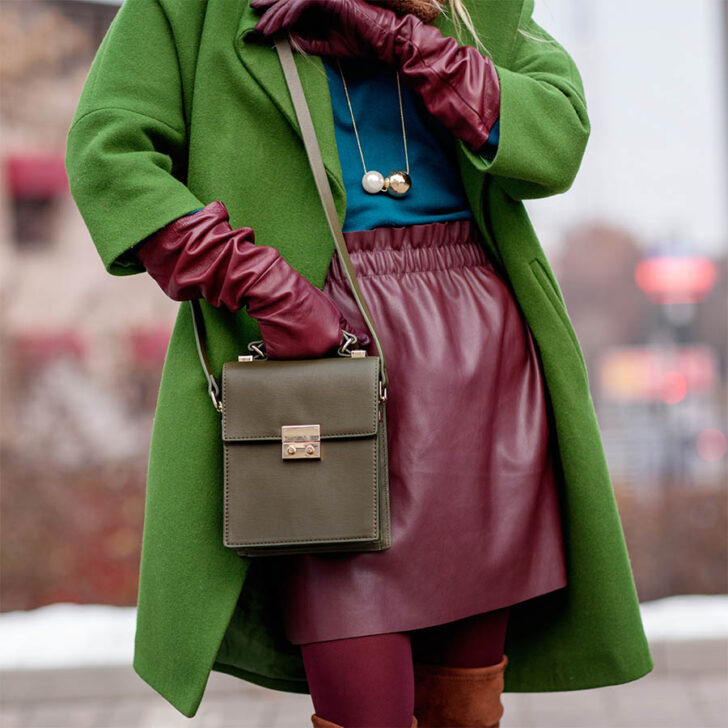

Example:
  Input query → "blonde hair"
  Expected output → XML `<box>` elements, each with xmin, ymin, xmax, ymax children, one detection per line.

<box><xmin>415</xmin><ymin>0</ymin><xmax>554</xmax><ymax>53</ymax></box>
<box><xmin>289</xmin><ymin>0</ymin><xmax>551</xmax><ymax>60</ymax></box>
<box><xmin>438</xmin><ymin>0</ymin><xmax>490</xmax><ymax>55</ymax></box>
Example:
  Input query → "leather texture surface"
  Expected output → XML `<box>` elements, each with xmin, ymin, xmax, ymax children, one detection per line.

<box><xmin>251</xmin><ymin>0</ymin><xmax>500</xmax><ymax>150</ymax></box>
<box><xmin>276</xmin><ymin>217</ymin><xmax>568</xmax><ymax>644</ymax></box>
<box><xmin>222</xmin><ymin>356</ymin><xmax>380</xmax><ymax>440</ymax></box>
<box><xmin>223</xmin><ymin>355</ymin><xmax>391</xmax><ymax>555</ymax></box>
<box><xmin>134</xmin><ymin>200</ymin><xmax>370</xmax><ymax>359</ymax></box>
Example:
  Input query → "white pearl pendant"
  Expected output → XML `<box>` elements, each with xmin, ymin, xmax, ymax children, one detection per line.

<box><xmin>362</xmin><ymin>170</ymin><xmax>385</xmax><ymax>194</ymax></box>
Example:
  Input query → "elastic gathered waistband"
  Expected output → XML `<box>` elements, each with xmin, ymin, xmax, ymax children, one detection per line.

<box><xmin>334</xmin><ymin>218</ymin><xmax>492</xmax><ymax>278</ymax></box>
<box><xmin>343</xmin><ymin>218</ymin><xmax>476</xmax><ymax>251</ymax></box>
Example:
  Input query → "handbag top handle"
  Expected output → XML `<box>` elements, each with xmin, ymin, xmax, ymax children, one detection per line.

<box><xmin>189</xmin><ymin>36</ymin><xmax>388</xmax><ymax>412</ymax></box>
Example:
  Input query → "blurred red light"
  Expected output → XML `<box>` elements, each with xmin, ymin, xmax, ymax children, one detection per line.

<box><xmin>600</xmin><ymin>345</ymin><xmax>716</xmax><ymax>401</ymax></box>
<box><xmin>659</xmin><ymin>370</ymin><xmax>688</xmax><ymax>404</ymax></box>
<box><xmin>634</xmin><ymin>256</ymin><xmax>718</xmax><ymax>303</ymax></box>
<box><xmin>5</xmin><ymin>155</ymin><xmax>69</xmax><ymax>198</ymax></box>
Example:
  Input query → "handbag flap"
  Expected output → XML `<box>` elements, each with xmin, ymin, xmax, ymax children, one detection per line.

<box><xmin>222</xmin><ymin>355</ymin><xmax>381</xmax><ymax>441</ymax></box>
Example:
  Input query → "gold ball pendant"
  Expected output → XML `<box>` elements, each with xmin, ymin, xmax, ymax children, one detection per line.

<box><xmin>384</xmin><ymin>171</ymin><xmax>412</xmax><ymax>197</ymax></box>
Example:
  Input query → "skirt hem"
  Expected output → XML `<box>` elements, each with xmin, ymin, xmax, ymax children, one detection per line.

<box><xmin>289</xmin><ymin>572</ymin><xmax>568</xmax><ymax>646</ymax></box>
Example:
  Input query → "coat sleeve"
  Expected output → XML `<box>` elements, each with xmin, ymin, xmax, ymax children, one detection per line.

<box><xmin>64</xmin><ymin>0</ymin><xmax>205</xmax><ymax>277</ymax></box>
<box><xmin>456</xmin><ymin>0</ymin><xmax>591</xmax><ymax>201</ymax></box>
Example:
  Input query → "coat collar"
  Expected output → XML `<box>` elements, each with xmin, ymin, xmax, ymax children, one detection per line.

<box><xmin>234</xmin><ymin>0</ymin><xmax>524</xmax><ymax>215</ymax></box>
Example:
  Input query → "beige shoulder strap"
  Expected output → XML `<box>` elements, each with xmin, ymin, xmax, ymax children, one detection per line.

<box><xmin>275</xmin><ymin>36</ymin><xmax>387</xmax><ymax>388</ymax></box>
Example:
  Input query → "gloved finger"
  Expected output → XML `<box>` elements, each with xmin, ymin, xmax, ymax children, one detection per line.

<box><xmin>255</xmin><ymin>0</ymin><xmax>311</xmax><ymax>35</ymax></box>
<box><xmin>289</xmin><ymin>30</ymin><xmax>333</xmax><ymax>54</ymax></box>
<box><xmin>254</xmin><ymin>4</ymin><xmax>288</xmax><ymax>35</ymax></box>
<box><xmin>257</xmin><ymin>0</ymin><xmax>337</xmax><ymax>36</ymax></box>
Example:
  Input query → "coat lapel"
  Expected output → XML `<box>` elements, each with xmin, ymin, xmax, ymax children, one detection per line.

<box><xmin>235</xmin><ymin>4</ymin><xmax>347</xmax><ymax>215</ymax></box>
<box><xmin>234</xmin><ymin>0</ymin><xmax>524</xmax><ymax>220</ymax></box>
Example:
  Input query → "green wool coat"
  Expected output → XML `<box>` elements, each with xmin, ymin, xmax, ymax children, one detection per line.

<box><xmin>65</xmin><ymin>0</ymin><xmax>654</xmax><ymax>717</ymax></box>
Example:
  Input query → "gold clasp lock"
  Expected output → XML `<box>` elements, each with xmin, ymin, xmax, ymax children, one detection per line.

<box><xmin>281</xmin><ymin>424</ymin><xmax>321</xmax><ymax>459</ymax></box>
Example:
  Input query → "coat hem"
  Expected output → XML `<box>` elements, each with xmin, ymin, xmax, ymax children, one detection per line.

<box><xmin>133</xmin><ymin>657</ymin><xmax>204</xmax><ymax>719</ymax></box>
<box><xmin>503</xmin><ymin>654</ymin><xmax>654</xmax><ymax>693</ymax></box>
<box><xmin>211</xmin><ymin>661</ymin><xmax>310</xmax><ymax>695</ymax></box>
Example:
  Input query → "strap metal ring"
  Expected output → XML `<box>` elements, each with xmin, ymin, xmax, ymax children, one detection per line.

<box><xmin>337</xmin><ymin>329</ymin><xmax>359</xmax><ymax>357</ymax></box>
<box><xmin>247</xmin><ymin>339</ymin><xmax>268</xmax><ymax>360</ymax></box>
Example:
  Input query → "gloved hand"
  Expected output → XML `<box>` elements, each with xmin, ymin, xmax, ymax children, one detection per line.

<box><xmin>133</xmin><ymin>200</ymin><xmax>371</xmax><ymax>359</ymax></box>
<box><xmin>250</xmin><ymin>0</ymin><xmax>500</xmax><ymax>153</ymax></box>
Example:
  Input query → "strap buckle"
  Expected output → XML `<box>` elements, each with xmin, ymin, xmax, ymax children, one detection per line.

<box><xmin>208</xmin><ymin>376</ymin><xmax>222</xmax><ymax>413</ymax></box>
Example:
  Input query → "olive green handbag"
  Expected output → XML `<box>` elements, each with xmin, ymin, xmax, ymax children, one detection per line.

<box><xmin>189</xmin><ymin>37</ymin><xmax>391</xmax><ymax>558</ymax></box>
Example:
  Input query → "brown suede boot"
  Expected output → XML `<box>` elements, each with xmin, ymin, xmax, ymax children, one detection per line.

<box><xmin>311</xmin><ymin>713</ymin><xmax>419</xmax><ymax>728</ymax></box>
<box><xmin>412</xmin><ymin>654</ymin><xmax>508</xmax><ymax>728</ymax></box>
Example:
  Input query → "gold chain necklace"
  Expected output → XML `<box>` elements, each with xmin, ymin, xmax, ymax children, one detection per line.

<box><xmin>336</xmin><ymin>59</ymin><xmax>412</xmax><ymax>197</ymax></box>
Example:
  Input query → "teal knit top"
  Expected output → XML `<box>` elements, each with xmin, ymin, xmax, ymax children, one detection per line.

<box><xmin>322</xmin><ymin>56</ymin><xmax>498</xmax><ymax>233</ymax></box>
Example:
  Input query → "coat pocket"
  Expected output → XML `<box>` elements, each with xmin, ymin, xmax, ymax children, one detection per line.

<box><xmin>528</xmin><ymin>257</ymin><xmax>585</xmax><ymax>364</ymax></box>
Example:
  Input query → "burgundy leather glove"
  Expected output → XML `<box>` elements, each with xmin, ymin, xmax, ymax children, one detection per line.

<box><xmin>134</xmin><ymin>200</ymin><xmax>371</xmax><ymax>359</ymax></box>
<box><xmin>250</xmin><ymin>0</ymin><xmax>500</xmax><ymax>153</ymax></box>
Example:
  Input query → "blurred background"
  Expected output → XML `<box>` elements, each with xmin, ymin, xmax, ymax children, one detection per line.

<box><xmin>0</xmin><ymin>0</ymin><xmax>726</xmax><ymax>726</ymax></box>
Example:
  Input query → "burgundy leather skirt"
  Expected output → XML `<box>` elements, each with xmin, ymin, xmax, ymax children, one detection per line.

<box><xmin>272</xmin><ymin>218</ymin><xmax>568</xmax><ymax>645</ymax></box>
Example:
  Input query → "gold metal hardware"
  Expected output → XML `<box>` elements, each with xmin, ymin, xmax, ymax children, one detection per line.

<box><xmin>351</xmin><ymin>349</ymin><xmax>367</xmax><ymax>358</ymax></box>
<box><xmin>238</xmin><ymin>355</ymin><xmax>254</xmax><ymax>362</ymax></box>
<box><xmin>282</xmin><ymin>424</ymin><xmax>321</xmax><ymax>459</ymax></box>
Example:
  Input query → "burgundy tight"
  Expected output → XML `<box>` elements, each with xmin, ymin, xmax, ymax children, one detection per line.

<box><xmin>300</xmin><ymin>606</ymin><xmax>510</xmax><ymax>727</ymax></box>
